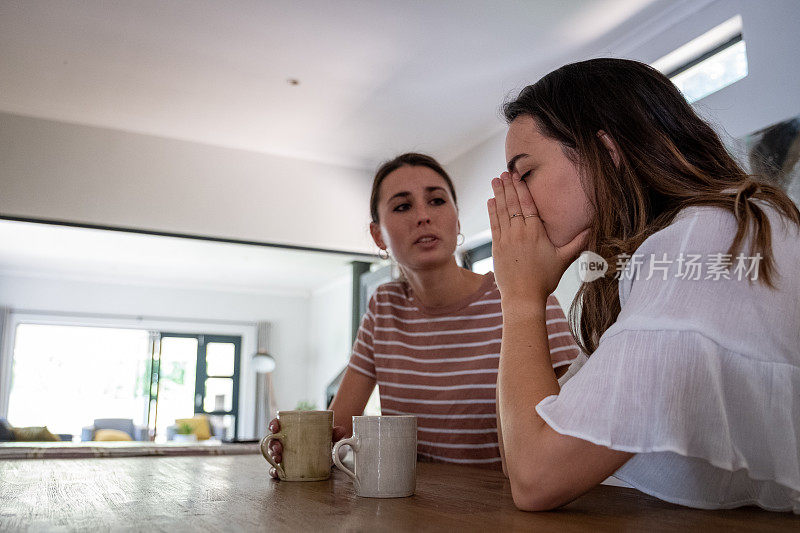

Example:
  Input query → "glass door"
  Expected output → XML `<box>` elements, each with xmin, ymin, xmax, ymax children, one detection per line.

<box><xmin>200</xmin><ymin>335</ymin><xmax>241</xmax><ymax>440</ymax></box>
<box><xmin>149</xmin><ymin>334</ymin><xmax>199</xmax><ymax>440</ymax></box>
<box><xmin>149</xmin><ymin>333</ymin><xmax>240</xmax><ymax>441</ymax></box>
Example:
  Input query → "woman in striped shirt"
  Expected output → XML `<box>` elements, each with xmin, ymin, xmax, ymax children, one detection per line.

<box><xmin>267</xmin><ymin>152</ymin><xmax>579</xmax><ymax>475</ymax></box>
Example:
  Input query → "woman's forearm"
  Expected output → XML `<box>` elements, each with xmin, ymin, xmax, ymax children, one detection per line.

<box><xmin>496</xmin><ymin>394</ymin><xmax>509</xmax><ymax>477</ymax></box>
<box><xmin>497</xmin><ymin>300</ymin><xmax>560</xmax><ymax>477</ymax></box>
<box><xmin>328</xmin><ymin>368</ymin><xmax>376</xmax><ymax>437</ymax></box>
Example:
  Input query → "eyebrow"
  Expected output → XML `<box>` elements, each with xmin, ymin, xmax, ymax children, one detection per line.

<box><xmin>388</xmin><ymin>186</ymin><xmax>447</xmax><ymax>202</ymax></box>
<box><xmin>507</xmin><ymin>154</ymin><xmax>528</xmax><ymax>174</ymax></box>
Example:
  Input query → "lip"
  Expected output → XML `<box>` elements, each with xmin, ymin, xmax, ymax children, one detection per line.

<box><xmin>413</xmin><ymin>233</ymin><xmax>440</xmax><ymax>245</ymax></box>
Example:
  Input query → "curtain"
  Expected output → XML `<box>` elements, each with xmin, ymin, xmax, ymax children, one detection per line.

<box><xmin>0</xmin><ymin>307</ymin><xmax>12</xmax><ymax>416</ymax></box>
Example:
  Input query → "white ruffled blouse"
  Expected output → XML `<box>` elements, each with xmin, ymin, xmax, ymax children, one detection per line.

<box><xmin>538</xmin><ymin>204</ymin><xmax>800</xmax><ymax>512</ymax></box>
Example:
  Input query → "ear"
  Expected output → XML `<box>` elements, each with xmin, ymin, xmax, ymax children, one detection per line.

<box><xmin>597</xmin><ymin>130</ymin><xmax>620</xmax><ymax>168</ymax></box>
<box><xmin>369</xmin><ymin>222</ymin><xmax>387</xmax><ymax>251</ymax></box>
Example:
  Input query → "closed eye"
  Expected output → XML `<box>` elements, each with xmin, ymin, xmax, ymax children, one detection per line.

<box><xmin>520</xmin><ymin>170</ymin><xmax>532</xmax><ymax>182</ymax></box>
<box><xmin>393</xmin><ymin>203</ymin><xmax>411</xmax><ymax>212</ymax></box>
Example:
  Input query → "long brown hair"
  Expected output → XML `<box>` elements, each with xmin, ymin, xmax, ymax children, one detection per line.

<box><xmin>503</xmin><ymin>58</ymin><xmax>800</xmax><ymax>355</ymax></box>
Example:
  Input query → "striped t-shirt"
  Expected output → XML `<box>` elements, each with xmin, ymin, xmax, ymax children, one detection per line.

<box><xmin>347</xmin><ymin>272</ymin><xmax>580</xmax><ymax>469</ymax></box>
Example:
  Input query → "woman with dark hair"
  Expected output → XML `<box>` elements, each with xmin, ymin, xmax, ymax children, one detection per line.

<box><xmin>490</xmin><ymin>58</ymin><xmax>800</xmax><ymax>511</ymax></box>
<box><xmin>267</xmin><ymin>152</ymin><xmax>580</xmax><ymax>474</ymax></box>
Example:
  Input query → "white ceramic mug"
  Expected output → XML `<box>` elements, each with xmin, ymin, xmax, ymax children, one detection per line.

<box><xmin>332</xmin><ymin>415</ymin><xmax>417</xmax><ymax>498</ymax></box>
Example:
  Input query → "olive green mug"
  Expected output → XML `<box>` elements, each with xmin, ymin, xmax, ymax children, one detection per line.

<box><xmin>260</xmin><ymin>410</ymin><xmax>333</xmax><ymax>481</ymax></box>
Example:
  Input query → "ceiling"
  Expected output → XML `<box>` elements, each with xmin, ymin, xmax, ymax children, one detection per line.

<box><xmin>0</xmin><ymin>0</ymin><xmax>664</xmax><ymax>170</ymax></box>
<box><xmin>0</xmin><ymin>0</ymin><xmax>681</xmax><ymax>294</ymax></box>
<box><xmin>0</xmin><ymin>220</ymin><xmax>369</xmax><ymax>295</ymax></box>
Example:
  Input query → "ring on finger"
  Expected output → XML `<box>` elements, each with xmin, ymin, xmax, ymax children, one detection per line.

<box><xmin>509</xmin><ymin>213</ymin><xmax>523</xmax><ymax>219</ymax></box>
<box><xmin>524</xmin><ymin>214</ymin><xmax>539</xmax><ymax>218</ymax></box>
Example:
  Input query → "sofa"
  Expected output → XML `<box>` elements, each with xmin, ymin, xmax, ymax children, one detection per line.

<box><xmin>81</xmin><ymin>418</ymin><xmax>149</xmax><ymax>441</ymax></box>
<box><xmin>0</xmin><ymin>417</ymin><xmax>73</xmax><ymax>442</ymax></box>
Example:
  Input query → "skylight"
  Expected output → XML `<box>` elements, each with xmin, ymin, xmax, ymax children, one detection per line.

<box><xmin>652</xmin><ymin>15</ymin><xmax>748</xmax><ymax>103</ymax></box>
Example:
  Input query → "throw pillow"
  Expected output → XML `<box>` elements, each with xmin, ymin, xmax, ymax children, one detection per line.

<box><xmin>11</xmin><ymin>426</ymin><xmax>61</xmax><ymax>441</ymax></box>
<box><xmin>94</xmin><ymin>429</ymin><xmax>133</xmax><ymax>441</ymax></box>
<box><xmin>174</xmin><ymin>415</ymin><xmax>212</xmax><ymax>441</ymax></box>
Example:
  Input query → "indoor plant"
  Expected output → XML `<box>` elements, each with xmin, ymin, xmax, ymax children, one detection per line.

<box><xmin>173</xmin><ymin>421</ymin><xmax>197</xmax><ymax>443</ymax></box>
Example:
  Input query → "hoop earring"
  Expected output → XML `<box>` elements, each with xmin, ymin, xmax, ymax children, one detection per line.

<box><xmin>378</xmin><ymin>248</ymin><xmax>390</xmax><ymax>260</ymax></box>
<box><xmin>457</xmin><ymin>233</ymin><xmax>465</xmax><ymax>246</ymax></box>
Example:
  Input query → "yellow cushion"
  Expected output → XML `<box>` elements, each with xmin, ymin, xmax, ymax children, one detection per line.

<box><xmin>12</xmin><ymin>426</ymin><xmax>60</xmax><ymax>442</ymax></box>
<box><xmin>94</xmin><ymin>429</ymin><xmax>133</xmax><ymax>441</ymax></box>
<box><xmin>174</xmin><ymin>415</ymin><xmax>211</xmax><ymax>441</ymax></box>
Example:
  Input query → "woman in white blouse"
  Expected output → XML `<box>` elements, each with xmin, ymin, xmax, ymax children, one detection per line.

<box><xmin>489</xmin><ymin>58</ymin><xmax>800</xmax><ymax>512</ymax></box>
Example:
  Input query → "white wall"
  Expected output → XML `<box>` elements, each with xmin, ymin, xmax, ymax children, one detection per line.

<box><xmin>446</xmin><ymin>133</ymin><xmax>506</xmax><ymax>245</ymax></box>
<box><xmin>0</xmin><ymin>112</ymin><xmax>375</xmax><ymax>254</ymax></box>
<box><xmin>0</xmin><ymin>272</ymin><xmax>311</xmax><ymax>439</ymax></box>
<box><xmin>447</xmin><ymin>0</ymin><xmax>800</xmax><ymax>312</ymax></box>
<box><xmin>308</xmin><ymin>274</ymin><xmax>353</xmax><ymax>410</ymax></box>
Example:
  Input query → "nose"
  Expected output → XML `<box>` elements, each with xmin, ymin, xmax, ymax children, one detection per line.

<box><xmin>415</xmin><ymin>205</ymin><xmax>431</xmax><ymax>226</ymax></box>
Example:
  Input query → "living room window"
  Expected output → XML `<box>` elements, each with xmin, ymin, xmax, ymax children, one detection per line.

<box><xmin>7</xmin><ymin>324</ymin><xmax>152</xmax><ymax>440</ymax></box>
<box><xmin>5</xmin><ymin>323</ymin><xmax>241</xmax><ymax>441</ymax></box>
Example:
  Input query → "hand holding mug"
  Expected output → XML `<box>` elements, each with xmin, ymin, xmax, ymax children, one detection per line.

<box><xmin>265</xmin><ymin>416</ymin><xmax>347</xmax><ymax>480</ymax></box>
<box><xmin>265</xmin><ymin>418</ymin><xmax>283</xmax><ymax>479</ymax></box>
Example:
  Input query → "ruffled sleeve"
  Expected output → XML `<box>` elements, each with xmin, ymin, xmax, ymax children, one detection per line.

<box><xmin>536</xmin><ymin>206</ymin><xmax>800</xmax><ymax>510</ymax></box>
<box><xmin>538</xmin><ymin>328</ymin><xmax>800</xmax><ymax>478</ymax></box>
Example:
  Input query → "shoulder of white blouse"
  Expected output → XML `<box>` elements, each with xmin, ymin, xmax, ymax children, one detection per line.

<box><xmin>641</xmin><ymin>206</ymin><xmax>736</xmax><ymax>253</ymax></box>
<box><xmin>617</xmin><ymin>206</ymin><xmax>740</xmax><ymax>304</ymax></box>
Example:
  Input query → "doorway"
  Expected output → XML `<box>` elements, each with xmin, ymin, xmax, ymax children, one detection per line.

<box><xmin>150</xmin><ymin>333</ymin><xmax>241</xmax><ymax>440</ymax></box>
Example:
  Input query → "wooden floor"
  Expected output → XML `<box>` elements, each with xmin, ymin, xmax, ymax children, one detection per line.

<box><xmin>0</xmin><ymin>455</ymin><xmax>796</xmax><ymax>532</ymax></box>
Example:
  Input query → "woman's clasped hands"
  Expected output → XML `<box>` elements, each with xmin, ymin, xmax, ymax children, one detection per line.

<box><xmin>487</xmin><ymin>171</ymin><xmax>589</xmax><ymax>307</ymax></box>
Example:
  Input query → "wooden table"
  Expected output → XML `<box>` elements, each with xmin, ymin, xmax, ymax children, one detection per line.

<box><xmin>0</xmin><ymin>455</ymin><xmax>796</xmax><ymax>532</ymax></box>
<box><xmin>0</xmin><ymin>441</ymin><xmax>259</xmax><ymax>460</ymax></box>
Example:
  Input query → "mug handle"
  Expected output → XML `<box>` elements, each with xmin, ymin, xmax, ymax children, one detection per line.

<box><xmin>260</xmin><ymin>432</ymin><xmax>286</xmax><ymax>480</ymax></box>
<box><xmin>332</xmin><ymin>436</ymin><xmax>358</xmax><ymax>481</ymax></box>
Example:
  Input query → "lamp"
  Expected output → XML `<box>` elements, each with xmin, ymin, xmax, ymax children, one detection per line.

<box><xmin>253</xmin><ymin>322</ymin><xmax>277</xmax><ymax>438</ymax></box>
<box><xmin>252</xmin><ymin>351</ymin><xmax>276</xmax><ymax>373</ymax></box>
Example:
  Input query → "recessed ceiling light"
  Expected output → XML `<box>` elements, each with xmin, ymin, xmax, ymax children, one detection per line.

<box><xmin>286</xmin><ymin>78</ymin><xmax>300</xmax><ymax>86</ymax></box>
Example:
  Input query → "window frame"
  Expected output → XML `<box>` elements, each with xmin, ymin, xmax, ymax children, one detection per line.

<box><xmin>462</xmin><ymin>241</ymin><xmax>492</xmax><ymax>272</ymax></box>
<box><xmin>664</xmin><ymin>33</ymin><xmax>743</xmax><ymax>80</ymax></box>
